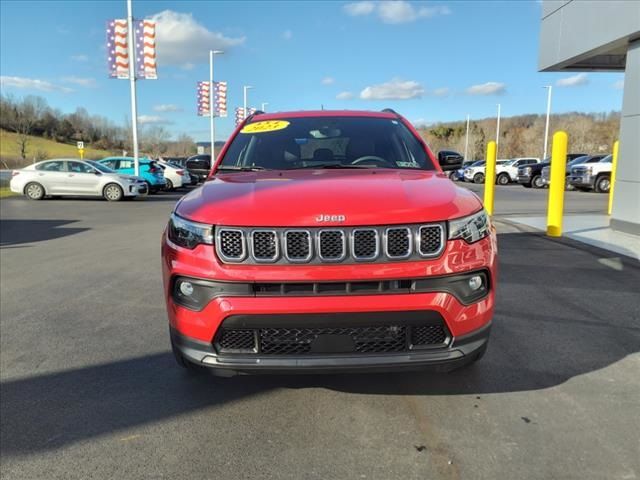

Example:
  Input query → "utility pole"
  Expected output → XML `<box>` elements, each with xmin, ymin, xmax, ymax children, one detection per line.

<box><xmin>464</xmin><ymin>114</ymin><xmax>470</xmax><ymax>161</ymax></box>
<box><xmin>209</xmin><ymin>50</ymin><xmax>223</xmax><ymax>163</ymax></box>
<box><xmin>126</xmin><ymin>0</ymin><xmax>139</xmax><ymax>176</ymax></box>
<box><xmin>543</xmin><ymin>85</ymin><xmax>553</xmax><ymax>160</ymax></box>
<box><xmin>261</xmin><ymin>102</ymin><xmax>268</xmax><ymax>112</ymax></box>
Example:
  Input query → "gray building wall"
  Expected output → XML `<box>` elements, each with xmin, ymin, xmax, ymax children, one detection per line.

<box><xmin>540</xmin><ymin>0</ymin><xmax>640</xmax><ymax>235</ymax></box>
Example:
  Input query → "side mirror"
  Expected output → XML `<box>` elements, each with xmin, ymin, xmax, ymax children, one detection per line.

<box><xmin>437</xmin><ymin>151</ymin><xmax>464</xmax><ymax>171</ymax></box>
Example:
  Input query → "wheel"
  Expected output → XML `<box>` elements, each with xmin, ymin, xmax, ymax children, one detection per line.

<box><xmin>532</xmin><ymin>175</ymin><xmax>544</xmax><ymax>189</ymax></box>
<box><xmin>594</xmin><ymin>175</ymin><xmax>610</xmax><ymax>193</ymax></box>
<box><xmin>164</xmin><ymin>179</ymin><xmax>174</xmax><ymax>191</ymax></box>
<box><xmin>24</xmin><ymin>182</ymin><xmax>45</xmax><ymax>200</ymax></box>
<box><xmin>448</xmin><ymin>171</ymin><xmax>457</xmax><ymax>181</ymax></box>
<box><xmin>145</xmin><ymin>181</ymin><xmax>156</xmax><ymax>194</ymax></box>
<box><xmin>473</xmin><ymin>173</ymin><xmax>485</xmax><ymax>184</ymax></box>
<box><xmin>497</xmin><ymin>173</ymin><xmax>510</xmax><ymax>185</ymax></box>
<box><xmin>103</xmin><ymin>183</ymin><xmax>124</xmax><ymax>202</ymax></box>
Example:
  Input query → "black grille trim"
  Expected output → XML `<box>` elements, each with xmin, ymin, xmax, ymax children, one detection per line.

<box><xmin>250</xmin><ymin>230</ymin><xmax>279</xmax><ymax>262</ymax></box>
<box><xmin>216</xmin><ymin>229</ymin><xmax>247</xmax><ymax>262</ymax></box>
<box><xmin>214</xmin><ymin>223</ymin><xmax>445</xmax><ymax>265</ymax></box>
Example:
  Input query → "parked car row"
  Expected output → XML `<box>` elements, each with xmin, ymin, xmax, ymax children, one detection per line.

<box><xmin>9</xmin><ymin>153</ymin><xmax>211</xmax><ymax>202</ymax></box>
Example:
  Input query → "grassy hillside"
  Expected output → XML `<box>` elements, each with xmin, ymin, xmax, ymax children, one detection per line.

<box><xmin>0</xmin><ymin>130</ymin><xmax>116</xmax><ymax>169</ymax></box>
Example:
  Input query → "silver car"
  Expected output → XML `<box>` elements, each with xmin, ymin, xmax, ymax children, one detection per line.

<box><xmin>9</xmin><ymin>159</ymin><xmax>148</xmax><ymax>201</ymax></box>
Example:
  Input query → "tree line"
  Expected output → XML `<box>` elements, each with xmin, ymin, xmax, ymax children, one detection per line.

<box><xmin>0</xmin><ymin>94</ymin><xmax>197</xmax><ymax>164</ymax></box>
<box><xmin>418</xmin><ymin>111</ymin><xmax>621</xmax><ymax>160</ymax></box>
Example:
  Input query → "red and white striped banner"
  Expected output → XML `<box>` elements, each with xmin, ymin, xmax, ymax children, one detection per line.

<box><xmin>198</xmin><ymin>81</ymin><xmax>228</xmax><ymax>117</ymax></box>
<box><xmin>136</xmin><ymin>20</ymin><xmax>157</xmax><ymax>80</ymax></box>
<box><xmin>234</xmin><ymin>106</ymin><xmax>257</xmax><ymax>126</ymax></box>
<box><xmin>107</xmin><ymin>19</ymin><xmax>129</xmax><ymax>79</ymax></box>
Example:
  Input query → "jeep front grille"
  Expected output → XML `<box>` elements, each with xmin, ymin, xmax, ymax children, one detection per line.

<box><xmin>215</xmin><ymin>223</ymin><xmax>445</xmax><ymax>265</ymax></box>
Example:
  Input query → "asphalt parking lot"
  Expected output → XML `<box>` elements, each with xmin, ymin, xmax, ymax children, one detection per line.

<box><xmin>1</xmin><ymin>185</ymin><xmax>639</xmax><ymax>480</ymax></box>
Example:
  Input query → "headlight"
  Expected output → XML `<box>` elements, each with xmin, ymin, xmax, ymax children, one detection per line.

<box><xmin>448</xmin><ymin>210</ymin><xmax>491</xmax><ymax>244</ymax></box>
<box><xmin>167</xmin><ymin>213</ymin><xmax>213</xmax><ymax>249</ymax></box>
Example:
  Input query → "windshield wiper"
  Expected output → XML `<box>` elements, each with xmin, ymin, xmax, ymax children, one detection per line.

<box><xmin>216</xmin><ymin>165</ymin><xmax>269</xmax><ymax>172</ymax></box>
<box><xmin>290</xmin><ymin>163</ymin><xmax>376</xmax><ymax>170</ymax></box>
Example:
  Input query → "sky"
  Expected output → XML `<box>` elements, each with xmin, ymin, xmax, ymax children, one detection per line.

<box><xmin>0</xmin><ymin>0</ymin><xmax>625</xmax><ymax>142</ymax></box>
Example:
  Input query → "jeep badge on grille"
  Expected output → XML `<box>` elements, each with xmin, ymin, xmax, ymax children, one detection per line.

<box><xmin>316</xmin><ymin>214</ymin><xmax>346</xmax><ymax>222</ymax></box>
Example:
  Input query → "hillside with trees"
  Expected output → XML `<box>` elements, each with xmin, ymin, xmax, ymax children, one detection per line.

<box><xmin>418</xmin><ymin>112</ymin><xmax>620</xmax><ymax>160</ymax></box>
<box><xmin>0</xmin><ymin>94</ymin><xmax>197</xmax><ymax>168</ymax></box>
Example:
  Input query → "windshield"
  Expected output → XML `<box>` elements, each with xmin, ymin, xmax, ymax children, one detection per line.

<box><xmin>569</xmin><ymin>156</ymin><xmax>589</xmax><ymax>166</ymax></box>
<box><xmin>599</xmin><ymin>155</ymin><xmax>612</xmax><ymax>163</ymax></box>
<box><xmin>470</xmin><ymin>160</ymin><xmax>485</xmax><ymax>167</ymax></box>
<box><xmin>217</xmin><ymin>116</ymin><xmax>435</xmax><ymax>171</ymax></box>
<box><xmin>87</xmin><ymin>160</ymin><xmax>115</xmax><ymax>173</ymax></box>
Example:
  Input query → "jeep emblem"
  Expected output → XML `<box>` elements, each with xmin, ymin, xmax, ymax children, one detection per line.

<box><xmin>316</xmin><ymin>214</ymin><xmax>346</xmax><ymax>222</ymax></box>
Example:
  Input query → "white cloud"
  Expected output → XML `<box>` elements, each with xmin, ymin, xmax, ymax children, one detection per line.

<box><xmin>153</xmin><ymin>104</ymin><xmax>183</xmax><ymax>112</ymax></box>
<box><xmin>336</xmin><ymin>91</ymin><xmax>354</xmax><ymax>100</ymax></box>
<box><xmin>322</xmin><ymin>76</ymin><xmax>335</xmax><ymax>85</ymax></box>
<box><xmin>360</xmin><ymin>78</ymin><xmax>424</xmax><ymax>100</ymax></box>
<box><xmin>433</xmin><ymin>87</ymin><xmax>450</xmax><ymax>97</ymax></box>
<box><xmin>0</xmin><ymin>76</ymin><xmax>73</xmax><ymax>93</ymax></box>
<box><xmin>556</xmin><ymin>73</ymin><xmax>588</xmax><ymax>87</ymax></box>
<box><xmin>466</xmin><ymin>82</ymin><xmax>506</xmax><ymax>95</ymax></box>
<box><xmin>613</xmin><ymin>80</ymin><xmax>624</xmax><ymax>90</ymax></box>
<box><xmin>138</xmin><ymin>115</ymin><xmax>172</xmax><ymax>125</ymax></box>
<box><xmin>149</xmin><ymin>10</ymin><xmax>245</xmax><ymax>67</ymax></box>
<box><xmin>343</xmin><ymin>1</ymin><xmax>376</xmax><ymax>16</ymax></box>
<box><xmin>344</xmin><ymin>1</ymin><xmax>450</xmax><ymax>23</ymax></box>
<box><xmin>70</xmin><ymin>54</ymin><xmax>89</xmax><ymax>62</ymax></box>
<box><xmin>61</xmin><ymin>76</ymin><xmax>97</xmax><ymax>88</ymax></box>
<box><xmin>282</xmin><ymin>29</ymin><xmax>293</xmax><ymax>40</ymax></box>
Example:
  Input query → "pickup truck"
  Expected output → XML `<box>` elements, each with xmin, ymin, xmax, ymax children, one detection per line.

<box><xmin>495</xmin><ymin>157</ymin><xmax>540</xmax><ymax>185</ymax></box>
<box><xmin>541</xmin><ymin>154</ymin><xmax>606</xmax><ymax>190</ymax></box>
<box><xmin>568</xmin><ymin>154</ymin><xmax>612</xmax><ymax>193</ymax></box>
<box><xmin>517</xmin><ymin>153</ymin><xmax>587</xmax><ymax>188</ymax></box>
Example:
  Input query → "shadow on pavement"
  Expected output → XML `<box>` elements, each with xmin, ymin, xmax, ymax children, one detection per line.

<box><xmin>1</xmin><ymin>231</ymin><xmax>639</xmax><ymax>455</ymax></box>
<box><xmin>0</xmin><ymin>219</ymin><xmax>89</xmax><ymax>247</ymax></box>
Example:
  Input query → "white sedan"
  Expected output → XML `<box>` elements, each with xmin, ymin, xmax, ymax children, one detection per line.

<box><xmin>10</xmin><ymin>159</ymin><xmax>147</xmax><ymax>201</ymax></box>
<box><xmin>158</xmin><ymin>160</ymin><xmax>191</xmax><ymax>191</ymax></box>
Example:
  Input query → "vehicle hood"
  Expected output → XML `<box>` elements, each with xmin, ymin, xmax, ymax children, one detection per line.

<box><xmin>176</xmin><ymin>169</ymin><xmax>483</xmax><ymax>227</ymax></box>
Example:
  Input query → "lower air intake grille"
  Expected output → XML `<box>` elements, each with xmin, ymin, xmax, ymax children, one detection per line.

<box><xmin>411</xmin><ymin>325</ymin><xmax>447</xmax><ymax>346</ymax></box>
<box><xmin>215</xmin><ymin>324</ymin><xmax>448</xmax><ymax>355</ymax></box>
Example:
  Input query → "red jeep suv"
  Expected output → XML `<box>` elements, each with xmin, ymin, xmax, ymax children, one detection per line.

<box><xmin>162</xmin><ymin>110</ymin><xmax>497</xmax><ymax>375</ymax></box>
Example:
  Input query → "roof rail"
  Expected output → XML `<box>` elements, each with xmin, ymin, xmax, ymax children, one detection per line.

<box><xmin>245</xmin><ymin>110</ymin><xmax>265</xmax><ymax>122</ymax></box>
<box><xmin>381</xmin><ymin>108</ymin><xmax>399</xmax><ymax>116</ymax></box>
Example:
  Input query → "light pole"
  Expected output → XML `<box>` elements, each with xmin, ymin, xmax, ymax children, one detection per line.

<box><xmin>261</xmin><ymin>102</ymin><xmax>268</xmax><ymax>112</ymax></box>
<box><xmin>126</xmin><ymin>0</ymin><xmax>139</xmax><ymax>176</ymax></box>
<box><xmin>464</xmin><ymin>114</ymin><xmax>470</xmax><ymax>161</ymax></box>
<box><xmin>209</xmin><ymin>49</ymin><xmax>223</xmax><ymax>163</ymax></box>
<box><xmin>543</xmin><ymin>85</ymin><xmax>553</xmax><ymax>160</ymax></box>
<box><xmin>243</xmin><ymin>85</ymin><xmax>253</xmax><ymax>119</ymax></box>
<box><xmin>495</xmin><ymin>103</ymin><xmax>501</xmax><ymax>157</ymax></box>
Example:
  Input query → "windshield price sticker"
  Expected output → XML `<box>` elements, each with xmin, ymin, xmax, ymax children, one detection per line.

<box><xmin>241</xmin><ymin>121</ymin><xmax>290</xmax><ymax>134</ymax></box>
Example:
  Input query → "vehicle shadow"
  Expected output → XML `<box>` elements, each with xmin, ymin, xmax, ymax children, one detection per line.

<box><xmin>0</xmin><ymin>219</ymin><xmax>89</xmax><ymax>247</ymax></box>
<box><xmin>1</xmin><ymin>231</ymin><xmax>638</xmax><ymax>455</ymax></box>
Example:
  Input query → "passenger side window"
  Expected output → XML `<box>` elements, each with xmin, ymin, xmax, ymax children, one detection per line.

<box><xmin>36</xmin><ymin>161</ymin><xmax>65</xmax><ymax>172</ymax></box>
<box><xmin>68</xmin><ymin>161</ymin><xmax>94</xmax><ymax>173</ymax></box>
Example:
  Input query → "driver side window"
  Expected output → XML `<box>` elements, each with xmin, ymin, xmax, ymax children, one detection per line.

<box><xmin>68</xmin><ymin>161</ymin><xmax>94</xmax><ymax>173</ymax></box>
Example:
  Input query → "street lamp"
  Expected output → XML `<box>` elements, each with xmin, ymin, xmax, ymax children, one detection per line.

<box><xmin>243</xmin><ymin>85</ymin><xmax>253</xmax><ymax>119</ymax></box>
<box><xmin>543</xmin><ymin>85</ymin><xmax>553</xmax><ymax>160</ymax></box>
<box><xmin>209</xmin><ymin>49</ymin><xmax>223</xmax><ymax>163</ymax></box>
<box><xmin>495</xmin><ymin>103</ymin><xmax>501</xmax><ymax>157</ymax></box>
<box><xmin>261</xmin><ymin>102</ymin><xmax>268</xmax><ymax>112</ymax></box>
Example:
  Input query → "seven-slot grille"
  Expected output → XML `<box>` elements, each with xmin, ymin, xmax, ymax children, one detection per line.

<box><xmin>215</xmin><ymin>323</ymin><xmax>449</xmax><ymax>355</ymax></box>
<box><xmin>215</xmin><ymin>224</ymin><xmax>445</xmax><ymax>264</ymax></box>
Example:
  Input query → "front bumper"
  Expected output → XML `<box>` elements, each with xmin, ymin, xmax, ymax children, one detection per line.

<box><xmin>517</xmin><ymin>173</ymin><xmax>532</xmax><ymax>184</ymax></box>
<box><xmin>569</xmin><ymin>174</ymin><xmax>594</xmax><ymax>188</ymax></box>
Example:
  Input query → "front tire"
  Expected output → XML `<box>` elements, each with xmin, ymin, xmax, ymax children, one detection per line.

<box><xmin>25</xmin><ymin>182</ymin><xmax>45</xmax><ymax>200</ymax></box>
<box><xmin>594</xmin><ymin>175</ymin><xmax>610</xmax><ymax>193</ymax></box>
<box><xmin>497</xmin><ymin>173</ymin><xmax>510</xmax><ymax>185</ymax></box>
<box><xmin>103</xmin><ymin>183</ymin><xmax>124</xmax><ymax>202</ymax></box>
<box><xmin>473</xmin><ymin>173</ymin><xmax>485</xmax><ymax>184</ymax></box>
<box><xmin>532</xmin><ymin>175</ymin><xmax>544</xmax><ymax>189</ymax></box>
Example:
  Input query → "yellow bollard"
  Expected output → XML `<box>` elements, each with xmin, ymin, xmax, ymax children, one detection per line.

<box><xmin>607</xmin><ymin>140</ymin><xmax>619</xmax><ymax>215</ymax></box>
<box><xmin>483</xmin><ymin>141</ymin><xmax>497</xmax><ymax>216</ymax></box>
<box><xmin>546</xmin><ymin>131</ymin><xmax>568</xmax><ymax>237</ymax></box>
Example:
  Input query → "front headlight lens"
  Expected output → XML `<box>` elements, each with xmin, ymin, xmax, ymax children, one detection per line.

<box><xmin>448</xmin><ymin>210</ymin><xmax>490</xmax><ymax>244</ymax></box>
<box><xmin>167</xmin><ymin>213</ymin><xmax>213</xmax><ymax>249</ymax></box>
